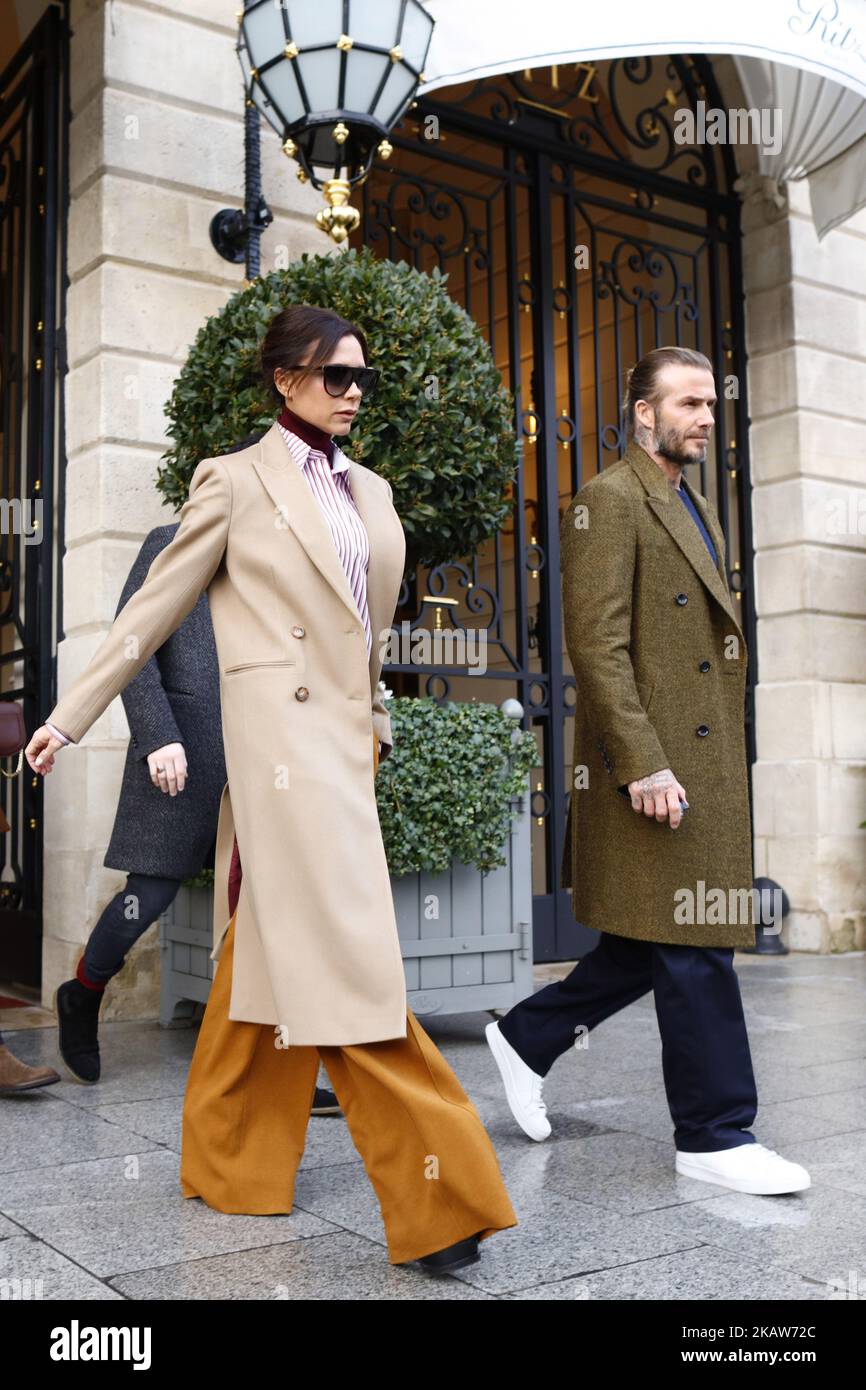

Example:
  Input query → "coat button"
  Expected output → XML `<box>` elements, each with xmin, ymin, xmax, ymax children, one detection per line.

<box><xmin>697</xmin><ymin>724</ymin><xmax>709</xmax><ymax>736</ymax></box>
<box><xmin>675</xmin><ymin>592</ymin><xmax>689</xmax><ymax>606</ymax></box>
<box><xmin>294</xmin><ymin>687</ymin><xmax>310</xmax><ymax>702</ymax></box>
<box><xmin>291</xmin><ymin>625</ymin><xmax>305</xmax><ymax>639</ymax></box>
<box><xmin>699</xmin><ymin>660</ymin><xmax>711</xmax><ymax>672</ymax></box>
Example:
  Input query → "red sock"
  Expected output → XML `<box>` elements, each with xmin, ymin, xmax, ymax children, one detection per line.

<box><xmin>76</xmin><ymin>958</ymin><xmax>106</xmax><ymax>992</ymax></box>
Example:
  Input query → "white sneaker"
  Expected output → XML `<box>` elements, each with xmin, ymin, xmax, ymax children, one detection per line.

<box><xmin>675</xmin><ymin>1142</ymin><xmax>811</xmax><ymax>1194</ymax></box>
<box><xmin>485</xmin><ymin>1020</ymin><xmax>551</xmax><ymax>1141</ymax></box>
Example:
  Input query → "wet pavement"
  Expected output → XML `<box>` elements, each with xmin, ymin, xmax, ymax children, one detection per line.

<box><xmin>1</xmin><ymin>951</ymin><xmax>865</xmax><ymax>1300</ymax></box>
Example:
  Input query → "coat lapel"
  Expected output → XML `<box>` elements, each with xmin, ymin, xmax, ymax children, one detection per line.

<box><xmin>250</xmin><ymin>421</ymin><xmax>402</xmax><ymax>687</ymax></box>
<box><xmin>626</xmin><ymin>441</ymin><xmax>743</xmax><ymax>639</ymax></box>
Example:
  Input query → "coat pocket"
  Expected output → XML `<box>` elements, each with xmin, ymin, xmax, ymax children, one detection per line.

<box><xmin>223</xmin><ymin>658</ymin><xmax>297</xmax><ymax>674</ymax></box>
<box><xmin>635</xmin><ymin>679</ymin><xmax>656</xmax><ymax>715</ymax></box>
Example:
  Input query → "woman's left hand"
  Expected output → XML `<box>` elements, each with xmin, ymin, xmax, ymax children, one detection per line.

<box><xmin>147</xmin><ymin>741</ymin><xmax>188</xmax><ymax>796</ymax></box>
<box><xmin>25</xmin><ymin>727</ymin><xmax>66</xmax><ymax>775</ymax></box>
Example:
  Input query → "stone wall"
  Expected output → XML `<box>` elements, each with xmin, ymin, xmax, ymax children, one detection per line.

<box><xmin>743</xmin><ymin>178</ymin><xmax>866</xmax><ymax>952</ymax></box>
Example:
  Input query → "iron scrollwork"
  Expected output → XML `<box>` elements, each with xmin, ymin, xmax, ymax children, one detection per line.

<box><xmin>428</xmin><ymin>56</ymin><xmax>719</xmax><ymax>189</ymax></box>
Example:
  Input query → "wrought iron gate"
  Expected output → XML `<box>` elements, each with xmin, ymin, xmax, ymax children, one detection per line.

<box><xmin>355</xmin><ymin>55</ymin><xmax>755</xmax><ymax>962</ymax></box>
<box><xmin>0</xmin><ymin>3</ymin><xmax>69</xmax><ymax>985</ymax></box>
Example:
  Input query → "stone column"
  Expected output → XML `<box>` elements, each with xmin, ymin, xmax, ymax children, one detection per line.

<box><xmin>743</xmin><ymin>177</ymin><xmax>866</xmax><ymax>952</ymax></box>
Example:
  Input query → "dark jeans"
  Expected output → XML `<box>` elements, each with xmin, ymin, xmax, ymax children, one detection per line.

<box><xmin>0</xmin><ymin>876</ymin><xmax>182</xmax><ymax>1046</ymax></box>
<box><xmin>82</xmin><ymin>873</ymin><xmax>183</xmax><ymax>985</ymax></box>
<box><xmin>498</xmin><ymin>929</ymin><xmax>759</xmax><ymax>1153</ymax></box>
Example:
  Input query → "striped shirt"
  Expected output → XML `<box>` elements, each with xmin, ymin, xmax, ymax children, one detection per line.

<box><xmin>44</xmin><ymin>426</ymin><xmax>373</xmax><ymax>750</ymax></box>
<box><xmin>277</xmin><ymin>422</ymin><xmax>372</xmax><ymax>659</ymax></box>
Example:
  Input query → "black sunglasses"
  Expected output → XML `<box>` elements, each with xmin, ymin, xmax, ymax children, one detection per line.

<box><xmin>285</xmin><ymin>364</ymin><xmax>380</xmax><ymax>398</ymax></box>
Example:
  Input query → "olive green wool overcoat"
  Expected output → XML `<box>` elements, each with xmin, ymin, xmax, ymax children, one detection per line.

<box><xmin>561</xmin><ymin>440</ymin><xmax>755</xmax><ymax>948</ymax></box>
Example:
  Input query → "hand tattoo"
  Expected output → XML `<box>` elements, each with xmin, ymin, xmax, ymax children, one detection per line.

<box><xmin>632</xmin><ymin>768</ymin><xmax>675</xmax><ymax>796</ymax></box>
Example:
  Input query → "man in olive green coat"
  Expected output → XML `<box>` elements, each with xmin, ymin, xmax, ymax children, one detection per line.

<box><xmin>487</xmin><ymin>347</ymin><xmax>810</xmax><ymax>1196</ymax></box>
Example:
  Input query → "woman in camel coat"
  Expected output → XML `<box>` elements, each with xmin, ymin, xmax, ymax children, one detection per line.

<box><xmin>26</xmin><ymin>303</ymin><xmax>517</xmax><ymax>1274</ymax></box>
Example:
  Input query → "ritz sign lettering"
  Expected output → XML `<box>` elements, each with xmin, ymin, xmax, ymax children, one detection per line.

<box><xmin>789</xmin><ymin>1</ymin><xmax>866</xmax><ymax>65</ymax></box>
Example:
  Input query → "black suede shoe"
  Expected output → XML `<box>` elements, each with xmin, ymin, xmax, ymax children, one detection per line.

<box><xmin>55</xmin><ymin>979</ymin><xmax>103</xmax><ymax>1084</ymax></box>
<box><xmin>311</xmin><ymin>1085</ymin><xmax>341</xmax><ymax>1116</ymax></box>
<box><xmin>417</xmin><ymin>1234</ymin><xmax>480</xmax><ymax>1274</ymax></box>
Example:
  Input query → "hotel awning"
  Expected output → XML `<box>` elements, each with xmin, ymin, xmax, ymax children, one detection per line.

<box><xmin>419</xmin><ymin>0</ymin><xmax>866</xmax><ymax>238</ymax></box>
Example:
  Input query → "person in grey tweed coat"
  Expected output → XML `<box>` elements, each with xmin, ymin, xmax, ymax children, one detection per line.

<box><xmin>103</xmin><ymin>520</ymin><xmax>228</xmax><ymax>880</ymax></box>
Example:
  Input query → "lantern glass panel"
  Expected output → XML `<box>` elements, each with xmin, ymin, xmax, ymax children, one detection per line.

<box><xmin>250</xmin><ymin>83</ymin><xmax>285</xmax><ymax>138</ymax></box>
<box><xmin>344</xmin><ymin>51</ymin><xmax>391</xmax><ymax>115</ymax></box>
<box><xmin>261</xmin><ymin>62</ymin><xmax>306</xmax><ymax>126</ymax></box>
<box><xmin>347</xmin><ymin>0</ymin><xmax>405</xmax><ymax>47</ymax></box>
<box><xmin>237</xmin><ymin>41</ymin><xmax>252</xmax><ymax>90</ymax></box>
<box><xmin>400</xmin><ymin>2</ymin><xmax>435</xmax><ymax>67</ymax></box>
<box><xmin>243</xmin><ymin>4</ymin><xmax>282</xmax><ymax>66</ymax></box>
<box><xmin>373</xmin><ymin>64</ymin><xmax>417</xmax><ymax>127</ymax></box>
<box><xmin>295</xmin><ymin>49</ymin><xmax>342</xmax><ymax>111</ymax></box>
<box><xmin>291</xmin><ymin>1</ymin><xmax>344</xmax><ymax>48</ymax></box>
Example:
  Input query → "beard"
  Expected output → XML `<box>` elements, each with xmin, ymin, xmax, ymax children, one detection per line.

<box><xmin>653</xmin><ymin>419</ymin><xmax>708</xmax><ymax>466</ymax></box>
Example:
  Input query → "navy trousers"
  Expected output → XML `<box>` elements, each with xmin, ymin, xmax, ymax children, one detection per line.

<box><xmin>497</xmin><ymin>930</ymin><xmax>758</xmax><ymax>1153</ymax></box>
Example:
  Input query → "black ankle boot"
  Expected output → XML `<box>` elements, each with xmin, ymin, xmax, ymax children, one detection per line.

<box><xmin>55</xmin><ymin>978</ymin><xmax>103</xmax><ymax>1084</ymax></box>
<box><xmin>417</xmin><ymin>1233</ymin><xmax>481</xmax><ymax>1274</ymax></box>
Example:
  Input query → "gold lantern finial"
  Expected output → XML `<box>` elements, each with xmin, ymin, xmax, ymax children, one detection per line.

<box><xmin>315</xmin><ymin>178</ymin><xmax>360</xmax><ymax>244</ymax></box>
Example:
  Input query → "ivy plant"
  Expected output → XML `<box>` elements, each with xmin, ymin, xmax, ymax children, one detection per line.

<box><xmin>374</xmin><ymin>697</ymin><xmax>537</xmax><ymax>877</ymax></box>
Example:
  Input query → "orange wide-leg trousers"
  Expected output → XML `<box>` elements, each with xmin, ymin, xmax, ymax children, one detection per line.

<box><xmin>179</xmin><ymin>733</ymin><xmax>518</xmax><ymax>1264</ymax></box>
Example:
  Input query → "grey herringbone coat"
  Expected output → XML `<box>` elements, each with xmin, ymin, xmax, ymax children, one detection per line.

<box><xmin>560</xmin><ymin>440</ymin><xmax>755</xmax><ymax>948</ymax></box>
<box><xmin>103</xmin><ymin>524</ymin><xmax>227</xmax><ymax>879</ymax></box>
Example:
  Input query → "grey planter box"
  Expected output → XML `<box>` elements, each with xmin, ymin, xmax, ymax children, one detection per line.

<box><xmin>159</xmin><ymin>779</ymin><xmax>533</xmax><ymax>1028</ymax></box>
<box><xmin>158</xmin><ymin>884</ymin><xmax>215</xmax><ymax>1028</ymax></box>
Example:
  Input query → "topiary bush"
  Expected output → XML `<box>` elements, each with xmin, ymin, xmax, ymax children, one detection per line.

<box><xmin>159</xmin><ymin>246</ymin><xmax>518</xmax><ymax>571</ymax></box>
<box><xmin>374</xmin><ymin>697</ymin><xmax>537</xmax><ymax>877</ymax></box>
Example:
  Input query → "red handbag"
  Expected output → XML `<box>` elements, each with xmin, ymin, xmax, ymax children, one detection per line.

<box><xmin>0</xmin><ymin>701</ymin><xmax>26</xmax><ymax>834</ymax></box>
<box><xmin>0</xmin><ymin>701</ymin><xmax>25</xmax><ymax>760</ymax></box>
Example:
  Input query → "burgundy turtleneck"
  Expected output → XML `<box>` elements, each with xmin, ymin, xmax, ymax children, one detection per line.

<box><xmin>278</xmin><ymin>401</ymin><xmax>335</xmax><ymax>464</ymax></box>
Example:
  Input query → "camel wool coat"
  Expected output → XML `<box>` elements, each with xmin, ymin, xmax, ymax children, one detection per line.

<box><xmin>47</xmin><ymin>421</ymin><xmax>408</xmax><ymax>1043</ymax></box>
<box><xmin>560</xmin><ymin>439</ymin><xmax>755</xmax><ymax>949</ymax></box>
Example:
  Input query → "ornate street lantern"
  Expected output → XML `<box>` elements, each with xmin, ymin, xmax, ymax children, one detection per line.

<box><xmin>236</xmin><ymin>0</ymin><xmax>434</xmax><ymax>244</ymax></box>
